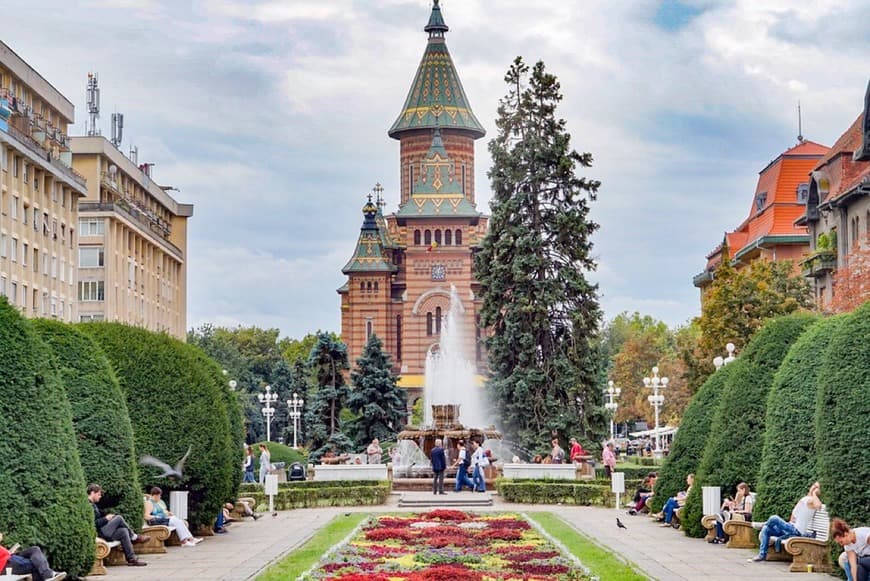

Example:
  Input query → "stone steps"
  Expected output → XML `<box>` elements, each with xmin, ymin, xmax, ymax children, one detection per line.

<box><xmin>397</xmin><ymin>491</ymin><xmax>494</xmax><ymax>508</ymax></box>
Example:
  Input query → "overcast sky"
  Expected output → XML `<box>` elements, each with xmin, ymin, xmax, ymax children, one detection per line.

<box><xmin>5</xmin><ymin>0</ymin><xmax>868</xmax><ymax>339</ymax></box>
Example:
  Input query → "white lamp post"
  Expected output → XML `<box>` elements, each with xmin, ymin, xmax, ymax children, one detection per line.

<box><xmin>287</xmin><ymin>392</ymin><xmax>304</xmax><ymax>449</ymax></box>
<box><xmin>605</xmin><ymin>380</ymin><xmax>621</xmax><ymax>442</ymax></box>
<box><xmin>643</xmin><ymin>366</ymin><xmax>668</xmax><ymax>457</ymax></box>
<box><xmin>713</xmin><ymin>342</ymin><xmax>737</xmax><ymax>370</ymax></box>
<box><xmin>222</xmin><ymin>369</ymin><xmax>238</xmax><ymax>391</ymax></box>
<box><xmin>258</xmin><ymin>385</ymin><xmax>278</xmax><ymax>442</ymax></box>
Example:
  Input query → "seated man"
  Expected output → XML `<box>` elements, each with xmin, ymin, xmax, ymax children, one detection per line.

<box><xmin>145</xmin><ymin>487</ymin><xmax>202</xmax><ymax>547</ymax></box>
<box><xmin>832</xmin><ymin>518</ymin><xmax>870</xmax><ymax>581</ymax></box>
<box><xmin>656</xmin><ymin>473</ymin><xmax>693</xmax><ymax>527</ymax></box>
<box><xmin>88</xmin><ymin>483</ymin><xmax>149</xmax><ymax>567</ymax></box>
<box><xmin>0</xmin><ymin>533</ymin><xmax>66</xmax><ymax>581</ymax></box>
<box><xmin>223</xmin><ymin>500</ymin><xmax>260</xmax><ymax>522</ymax></box>
<box><xmin>627</xmin><ymin>473</ymin><xmax>657</xmax><ymax>515</ymax></box>
<box><xmin>749</xmin><ymin>481</ymin><xmax>822</xmax><ymax>562</ymax></box>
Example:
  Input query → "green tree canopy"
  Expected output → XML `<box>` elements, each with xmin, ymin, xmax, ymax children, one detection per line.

<box><xmin>0</xmin><ymin>299</ymin><xmax>95</xmax><ymax>577</ymax></box>
<box><xmin>34</xmin><ymin>320</ymin><xmax>142</xmax><ymax>526</ymax></box>
<box><xmin>681</xmin><ymin>313</ymin><xmax>817</xmax><ymax>537</ymax></box>
<box><xmin>815</xmin><ymin>302</ymin><xmax>870</xmax><ymax>525</ymax></box>
<box><xmin>474</xmin><ymin>57</ymin><xmax>604</xmax><ymax>452</ymax></box>
<box><xmin>347</xmin><ymin>334</ymin><xmax>407</xmax><ymax>447</ymax></box>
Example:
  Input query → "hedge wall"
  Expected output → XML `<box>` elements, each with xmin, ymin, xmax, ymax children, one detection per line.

<box><xmin>496</xmin><ymin>480</ymin><xmax>616</xmax><ymax>506</ymax></box>
<box><xmin>682</xmin><ymin>313</ymin><xmax>817</xmax><ymax>537</ymax></box>
<box><xmin>82</xmin><ymin>323</ymin><xmax>237</xmax><ymax>529</ymax></box>
<box><xmin>242</xmin><ymin>482</ymin><xmax>390</xmax><ymax>509</ymax></box>
<box><xmin>0</xmin><ymin>299</ymin><xmax>95</xmax><ymax>577</ymax></box>
<box><xmin>33</xmin><ymin>320</ymin><xmax>143</xmax><ymax>526</ymax></box>
<box><xmin>754</xmin><ymin>316</ymin><xmax>843</xmax><ymax>520</ymax></box>
<box><xmin>815</xmin><ymin>302</ymin><xmax>870</xmax><ymax>526</ymax></box>
<box><xmin>650</xmin><ymin>363</ymin><xmax>736</xmax><ymax>512</ymax></box>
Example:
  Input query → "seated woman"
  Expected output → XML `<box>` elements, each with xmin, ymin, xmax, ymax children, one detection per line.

<box><xmin>656</xmin><ymin>473</ymin><xmax>694</xmax><ymax>527</ymax></box>
<box><xmin>628</xmin><ymin>473</ymin><xmax>658</xmax><ymax>515</ymax></box>
<box><xmin>145</xmin><ymin>487</ymin><xmax>202</xmax><ymax>547</ymax></box>
<box><xmin>712</xmin><ymin>481</ymin><xmax>754</xmax><ymax>543</ymax></box>
<box><xmin>832</xmin><ymin>518</ymin><xmax>870</xmax><ymax>581</ymax></box>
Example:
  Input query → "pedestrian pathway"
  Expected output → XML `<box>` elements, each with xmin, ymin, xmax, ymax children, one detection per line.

<box><xmin>92</xmin><ymin>494</ymin><xmax>828</xmax><ymax>580</ymax></box>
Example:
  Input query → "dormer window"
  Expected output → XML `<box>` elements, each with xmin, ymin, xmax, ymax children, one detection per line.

<box><xmin>796</xmin><ymin>183</ymin><xmax>809</xmax><ymax>204</ymax></box>
<box><xmin>755</xmin><ymin>192</ymin><xmax>767</xmax><ymax>211</ymax></box>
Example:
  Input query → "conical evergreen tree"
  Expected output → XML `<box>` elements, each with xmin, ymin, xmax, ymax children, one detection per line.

<box><xmin>347</xmin><ymin>334</ymin><xmax>407</xmax><ymax>447</ymax></box>
<box><xmin>475</xmin><ymin>57</ymin><xmax>604</xmax><ymax>451</ymax></box>
<box><xmin>305</xmin><ymin>332</ymin><xmax>352</xmax><ymax>459</ymax></box>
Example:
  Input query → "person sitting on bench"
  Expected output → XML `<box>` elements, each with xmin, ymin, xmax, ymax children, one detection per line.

<box><xmin>749</xmin><ymin>481</ymin><xmax>822</xmax><ymax>562</ymax></box>
<box><xmin>0</xmin><ymin>533</ymin><xmax>66</xmax><ymax>581</ymax></box>
<box><xmin>656</xmin><ymin>473</ymin><xmax>693</xmax><ymax>526</ymax></box>
<box><xmin>712</xmin><ymin>481</ymin><xmax>754</xmax><ymax>543</ymax></box>
<box><xmin>627</xmin><ymin>472</ymin><xmax>657</xmax><ymax>515</ymax></box>
<box><xmin>145</xmin><ymin>487</ymin><xmax>201</xmax><ymax>547</ymax></box>
<box><xmin>88</xmin><ymin>483</ymin><xmax>149</xmax><ymax>566</ymax></box>
<box><xmin>832</xmin><ymin>518</ymin><xmax>870</xmax><ymax>581</ymax></box>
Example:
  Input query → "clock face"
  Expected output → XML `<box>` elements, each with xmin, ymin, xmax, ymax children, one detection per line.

<box><xmin>431</xmin><ymin>264</ymin><xmax>446</xmax><ymax>281</ymax></box>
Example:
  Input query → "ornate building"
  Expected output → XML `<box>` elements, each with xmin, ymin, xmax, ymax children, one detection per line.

<box><xmin>338</xmin><ymin>0</ymin><xmax>487</xmax><ymax>405</ymax></box>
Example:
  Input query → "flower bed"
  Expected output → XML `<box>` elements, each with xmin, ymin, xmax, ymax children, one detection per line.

<box><xmin>301</xmin><ymin>511</ymin><xmax>593</xmax><ymax>580</ymax></box>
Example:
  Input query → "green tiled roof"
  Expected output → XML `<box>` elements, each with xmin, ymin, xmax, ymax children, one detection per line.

<box><xmin>388</xmin><ymin>1</ymin><xmax>485</xmax><ymax>140</ymax></box>
<box><xmin>396</xmin><ymin>128</ymin><xmax>481</xmax><ymax>218</ymax></box>
<box><xmin>342</xmin><ymin>199</ymin><xmax>398</xmax><ymax>274</ymax></box>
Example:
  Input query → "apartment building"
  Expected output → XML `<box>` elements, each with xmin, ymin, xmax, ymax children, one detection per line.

<box><xmin>71</xmin><ymin>136</ymin><xmax>193</xmax><ymax>338</ymax></box>
<box><xmin>0</xmin><ymin>41</ymin><xmax>88</xmax><ymax>321</ymax></box>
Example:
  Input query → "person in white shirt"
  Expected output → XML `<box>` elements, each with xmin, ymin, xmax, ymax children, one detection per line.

<box><xmin>750</xmin><ymin>481</ymin><xmax>822</xmax><ymax>562</ymax></box>
<box><xmin>833</xmin><ymin>518</ymin><xmax>870</xmax><ymax>581</ymax></box>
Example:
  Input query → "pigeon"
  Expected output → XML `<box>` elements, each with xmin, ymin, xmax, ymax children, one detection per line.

<box><xmin>140</xmin><ymin>446</ymin><xmax>191</xmax><ymax>479</ymax></box>
<box><xmin>616</xmin><ymin>517</ymin><xmax>628</xmax><ymax>530</ymax></box>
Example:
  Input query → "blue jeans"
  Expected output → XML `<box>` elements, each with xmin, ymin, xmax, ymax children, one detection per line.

<box><xmin>758</xmin><ymin>515</ymin><xmax>803</xmax><ymax>559</ymax></box>
<box><xmin>662</xmin><ymin>497</ymin><xmax>679</xmax><ymax>524</ymax></box>
<box><xmin>472</xmin><ymin>465</ymin><xmax>486</xmax><ymax>492</ymax></box>
<box><xmin>243</xmin><ymin>470</ymin><xmax>255</xmax><ymax>483</ymax></box>
<box><xmin>455</xmin><ymin>466</ymin><xmax>473</xmax><ymax>491</ymax></box>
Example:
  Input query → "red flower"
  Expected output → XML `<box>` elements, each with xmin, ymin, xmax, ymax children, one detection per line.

<box><xmin>422</xmin><ymin>509</ymin><xmax>471</xmax><ymax>521</ymax></box>
<box><xmin>364</xmin><ymin>528</ymin><xmax>416</xmax><ymax>542</ymax></box>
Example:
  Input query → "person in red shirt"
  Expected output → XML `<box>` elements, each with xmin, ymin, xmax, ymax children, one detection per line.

<box><xmin>569</xmin><ymin>437</ymin><xmax>588</xmax><ymax>463</ymax></box>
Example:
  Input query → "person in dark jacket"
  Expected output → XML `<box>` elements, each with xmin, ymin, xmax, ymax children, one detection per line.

<box><xmin>430</xmin><ymin>438</ymin><xmax>447</xmax><ymax>495</ymax></box>
<box><xmin>87</xmin><ymin>483</ymin><xmax>149</xmax><ymax>566</ymax></box>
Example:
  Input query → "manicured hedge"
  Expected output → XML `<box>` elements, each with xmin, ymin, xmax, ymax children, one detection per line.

<box><xmin>242</xmin><ymin>482</ymin><xmax>391</xmax><ymax>509</ymax></box>
<box><xmin>82</xmin><ymin>323</ymin><xmax>238</xmax><ymax>529</ymax></box>
<box><xmin>650</xmin><ymin>364</ymin><xmax>736</xmax><ymax>512</ymax></box>
<box><xmin>34</xmin><ymin>320</ymin><xmax>143</xmax><ymax>526</ymax></box>
<box><xmin>682</xmin><ymin>313</ymin><xmax>817</xmax><ymax>537</ymax></box>
<box><xmin>815</xmin><ymin>302</ymin><xmax>870</xmax><ymax>526</ymax></box>
<box><xmin>754</xmin><ymin>316</ymin><xmax>843</xmax><ymax>520</ymax></box>
<box><xmin>496</xmin><ymin>479</ymin><xmax>616</xmax><ymax>506</ymax></box>
<box><xmin>0</xmin><ymin>299</ymin><xmax>95</xmax><ymax>577</ymax></box>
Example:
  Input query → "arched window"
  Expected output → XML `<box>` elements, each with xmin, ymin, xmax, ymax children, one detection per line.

<box><xmin>366</xmin><ymin>281</ymin><xmax>372</xmax><ymax>293</ymax></box>
<box><xmin>414</xmin><ymin>230</ymin><xmax>421</xmax><ymax>245</ymax></box>
<box><xmin>366</xmin><ymin>319</ymin><xmax>373</xmax><ymax>339</ymax></box>
<box><xmin>435</xmin><ymin>229</ymin><xmax>442</xmax><ymax>245</ymax></box>
<box><xmin>455</xmin><ymin>229</ymin><xmax>462</xmax><ymax>245</ymax></box>
<box><xmin>396</xmin><ymin>315</ymin><xmax>402</xmax><ymax>361</ymax></box>
<box><xmin>359</xmin><ymin>282</ymin><xmax>365</xmax><ymax>293</ymax></box>
<box><xmin>374</xmin><ymin>281</ymin><xmax>379</xmax><ymax>293</ymax></box>
<box><xmin>426</xmin><ymin>312</ymin><xmax>433</xmax><ymax>336</ymax></box>
<box><xmin>444</xmin><ymin>229</ymin><xmax>452</xmax><ymax>245</ymax></box>
<box><xmin>424</xmin><ymin>230</ymin><xmax>432</xmax><ymax>245</ymax></box>
<box><xmin>435</xmin><ymin>306</ymin><xmax>442</xmax><ymax>334</ymax></box>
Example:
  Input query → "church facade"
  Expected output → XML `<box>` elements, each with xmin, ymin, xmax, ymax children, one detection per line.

<box><xmin>338</xmin><ymin>0</ymin><xmax>487</xmax><ymax>405</ymax></box>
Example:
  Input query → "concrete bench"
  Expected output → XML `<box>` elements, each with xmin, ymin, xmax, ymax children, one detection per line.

<box><xmin>231</xmin><ymin>497</ymin><xmax>256</xmax><ymax>520</ymax></box>
<box><xmin>89</xmin><ymin>538</ymin><xmax>121</xmax><ymax>576</ymax></box>
<box><xmin>139</xmin><ymin>524</ymin><xmax>174</xmax><ymax>553</ymax></box>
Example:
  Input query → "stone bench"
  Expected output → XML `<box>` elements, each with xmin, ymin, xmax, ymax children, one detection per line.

<box><xmin>139</xmin><ymin>524</ymin><xmax>175</xmax><ymax>553</ymax></box>
<box><xmin>90</xmin><ymin>539</ymin><xmax>121</xmax><ymax>576</ymax></box>
<box><xmin>231</xmin><ymin>497</ymin><xmax>256</xmax><ymax>519</ymax></box>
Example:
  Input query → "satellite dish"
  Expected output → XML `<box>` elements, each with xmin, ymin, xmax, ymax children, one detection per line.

<box><xmin>108</xmin><ymin>165</ymin><xmax>117</xmax><ymax>175</ymax></box>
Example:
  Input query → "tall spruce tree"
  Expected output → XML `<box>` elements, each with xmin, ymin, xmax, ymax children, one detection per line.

<box><xmin>347</xmin><ymin>334</ymin><xmax>407</xmax><ymax>447</ymax></box>
<box><xmin>475</xmin><ymin>57</ymin><xmax>605</xmax><ymax>452</ymax></box>
<box><xmin>304</xmin><ymin>332</ymin><xmax>353</xmax><ymax>459</ymax></box>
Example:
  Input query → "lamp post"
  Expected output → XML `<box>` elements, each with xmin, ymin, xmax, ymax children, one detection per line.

<box><xmin>643</xmin><ymin>366</ymin><xmax>668</xmax><ymax>457</ymax></box>
<box><xmin>287</xmin><ymin>392</ymin><xmax>304</xmax><ymax>449</ymax></box>
<box><xmin>605</xmin><ymin>380</ymin><xmax>621</xmax><ymax>442</ymax></box>
<box><xmin>713</xmin><ymin>342</ymin><xmax>737</xmax><ymax>370</ymax></box>
<box><xmin>222</xmin><ymin>369</ymin><xmax>238</xmax><ymax>391</ymax></box>
<box><xmin>258</xmin><ymin>385</ymin><xmax>278</xmax><ymax>442</ymax></box>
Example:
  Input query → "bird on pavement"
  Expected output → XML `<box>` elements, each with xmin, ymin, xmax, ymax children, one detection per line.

<box><xmin>616</xmin><ymin>517</ymin><xmax>628</xmax><ymax>530</ymax></box>
<box><xmin>140</xmin><ymin>446</ymin><xmax>191</xmax><ymax>480</ymax></box>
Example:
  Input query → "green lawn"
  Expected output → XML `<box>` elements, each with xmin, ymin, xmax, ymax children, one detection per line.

<box><xmin>256</xmin><ymin>512</ymin><xmax>367</xmax><ymax>580</ymax></box>
<box><xmin>527</xmin><ymin>512</ymin><xmax>649</xmax><ymax>581</ymax></box>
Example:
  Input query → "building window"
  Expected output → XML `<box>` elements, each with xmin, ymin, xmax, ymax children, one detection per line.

<box><xmin>79</xmin><ymin>247</ymin><xmax>105</xmax><ymax>268</ymax></box>
<box><xmin>366</xmin><ymin>281</ymin><xmax>372</xmax><ymax>293</ymax></box>
<box><xmin>51</xmin><ymin>256</ymin><xmax>57</xmax><ymax>278</ymax></box>
<box><xmin>22</xmin><ymin>243</ymin><xmax>27</xmax><ymax>267</ymax></box>
<box><xmin>0</xmin><ymin>276</ymin><xmax>5</xmax><ymax>296</ymax></box>
<box><xmin>461</xmin><ymin>164</ymin><xmax>466</xmax><ymax>193</ymax></box>
<box><xmin>444</xmin><ymin>229</ymin><xmax>452</xmax><ymax>245</ymax></box>
<box><xmin>796</xmin><ymin>183</ymin><xmax>809</xmax><ymax>203</ymax></box>
<box><xmin>79</xmin><ymin>218</ymin><xmax>105</xmax><ymax>236</ymax></box>
<box><xmin>426</xmin><ymin>312</ymin><xmax>433</xmax><ymax>336</ymax></box>
<box><xmin>359</xmin><ymin>281</ymin><xmax>365</xmax><ymax>293</ymax></box>
<box><xmin>366</xmin><ymin>319</ymin><xmax>374</xmax><ymax>340</ymax></box>
<box><xmin>424</xmin><ymin>230</ymin><xmax>432</xmax><ymax>245</ymax></box>
<box><xmin>435</xmin><ymin>229</ymin><xmax>442</xmax><ymax>245</ymax></box>
<box><xmin>80</xmin><ymin>314</ymin><xmax>105</xmax><ymax>322</ymax></box>
<box><xmin>78</xmin><ymin>280</ymin><xmax>105</xmax><ymax>302</ymax></box>
<box><xmin>12</xmin><ymin>156</ymin><xmax>19</xmax><ymax>178</ymax></box>
<box><xmin>396</xmin><ymin>315</ymin><xmax>402</xmax><ymax>361</ymax></box>
<box><xmin>10</xmin><ymin>282</ymin><xmax>17</xmax><ymax>304</ymax></box>
<box><xmin>435</xmin><ymin>306</ymin><xmax>442</xmax><ymax>334</ymax></box>
<box><xmin>10</xmin><ymin>196</ymin><xmax>17</xmax><ymax>220</ymax></box>
<box><xmin>755</xmin><ymin>192</ymin><xmax>767</xmax><ymax>211</ymax></box>
<box><xmin>10</xmin><ymin>238</ymin><xmax>17</xmax><ymax>263</ymax></box>
<box><xmin>414</xmin><ymin>230</ymin><xmax>421</xmax><ymax>245</ymax></box>
<box><xmin>374</xmin><ymin>281</ymin><xmax>379</xmax><ymax>294</ymax></box>
<box><xmin>455</xmin><ymin>229</ymin><xmax>462</xmax><ymax>245</ymax></box>
<box><xmin>0</xmin><ymin>233</ymin><xmax>6</xmax><ymax>258</ymax></box>
<box><xmin>33</xmin><ymin>248</ymin><xmax>38</xmax><ymax>272</ymax></box>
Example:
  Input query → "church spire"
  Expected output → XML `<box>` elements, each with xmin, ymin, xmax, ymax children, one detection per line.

<box><xmin>341</xmin><ymin>195</ymin><xmax>397</xmax><ymax>274</ymax></box>
<box><xmin>424</xmin><ymin>0</ymin><xmax>449</xmax><ymax>38</ymax></box>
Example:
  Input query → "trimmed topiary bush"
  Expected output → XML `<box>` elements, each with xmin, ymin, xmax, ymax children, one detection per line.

<box><xmin>496</xmin><ymin>480</ymin><xmax>618</xmax><ymax>506</ymax></box>
<box><xmin>650</xmin><ymin>363</ymin><xmax>737</xmax><ymax>512</ymax></box>
<box><xmin>0</xmin><ymin>299</ymin><xmax>95</xmax><ymax>577</ymax></box>
<box><xmin>754</xmin><ymin>316</ymin><xmax>844</xmax><ymax>521</ymax></box>
<box><xmin>815</xmin><ymin>302</ymin><xmax>870</xmax><ymax>526</ymax></box>
<box><xmin>682</xmin><ymin>313</ymin><xmax>817</xmax><ymax>537</ymax></box>
<box><xmin>82</xmin><ymin>323</ymin><xmax>238</xmax><ymax>529</ymax></box>
<box><xmin>34</xmin><ymin>319</ymin><xmax>143</xmax><ymax>526</ymax></box>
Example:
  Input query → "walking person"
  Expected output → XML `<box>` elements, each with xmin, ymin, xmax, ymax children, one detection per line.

<box><xmin>242</xmin><ymin>446</ymin><xmax>256</xmax><ymax>483</ymax></box>
<box><xmin>550</xmin><ymin>438</ymin><xmax>565</xmax><ymax>464</ymax></box>
<box><xmin>470</xmin><ymin>441</ymin><xmax>488</xmax><ymax>493</ymax></box>
<box><xmin>87</xmin><ymin>483</ymin><xmax>148</xmax><ymax>567</ymax></box>
<box><xmin>258</xmin><ymin>444</ymin><xmax>272</xmax><ymax>486</ymax></box>
<box><xmin>452</xmin><ymin>440</ymin><xmax>474</xmax><ymax>492</ymax></box>
<box><xmin>430</xmin><ymin>438</ymin><xmax>447</xmax><ymax>495</ymax></box>
<box><xmin>602</xmin><ymin>441</ymin><xmax>617</xmax><ymax>478</ymax></box>
<box><xmin>569</xmin><ymin>437</ymin><xmax>587</xmax><ymax>464</ymax></box>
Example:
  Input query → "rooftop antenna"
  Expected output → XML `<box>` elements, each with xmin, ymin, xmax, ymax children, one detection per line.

<box><xmin>797</xmin><ymin>101</ymin><xmax>804</xmax><ymax>143</ymax></box>
<box><xmin>110</xmin><ymin>112</ymin><xmax>124</xmax><ymax>148</ymax></box>
<box><xmin>86</xmin><ymin>73</ymin><xmax>101</xmax><ymax>136</ymax></box>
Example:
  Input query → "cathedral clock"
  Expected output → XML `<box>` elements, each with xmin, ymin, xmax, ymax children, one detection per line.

<box><xmin>431</xmin><ymin>264</ymin><xmax>446</xmax><ymax>281</ymax></box>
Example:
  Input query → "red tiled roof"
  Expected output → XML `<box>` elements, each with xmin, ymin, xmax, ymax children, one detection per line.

<box><xmin>815</xmin><ymin>115</ymin><xmax>862</xmax><ymax>169</ymax></box>
<box><xmin>814</xmin><ymin>114</ymin><xmax>870</xmax><ymax>203</ymax></box>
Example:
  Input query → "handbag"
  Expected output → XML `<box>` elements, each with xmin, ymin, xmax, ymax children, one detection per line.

<box><xmin>147</xmin><ymin>516</ymin><xmax>171</xmax><ymax>526</ymax></box>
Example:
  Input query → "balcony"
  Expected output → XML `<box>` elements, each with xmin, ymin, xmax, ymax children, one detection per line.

<box><xmin>801</xmin><ymin>251</ymin><xmax>837</xmax><ymax>278</ymax></box>
<box><xmin>79</xmin><ymin>201</ymin><xmax>183</xmax><ymax>260</ymax></box>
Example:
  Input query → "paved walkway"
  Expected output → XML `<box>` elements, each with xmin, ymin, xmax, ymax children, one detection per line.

<box><xmin>91</xmin><ymin>494</ymin><xmax>829</xmax><ymax>580</ymax></box>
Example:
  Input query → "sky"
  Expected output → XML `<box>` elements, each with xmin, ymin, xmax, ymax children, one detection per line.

<box><xmin>4</xmin><ymin>0</ymin><xmax>869</xmax><ymax>339</ymax></box>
